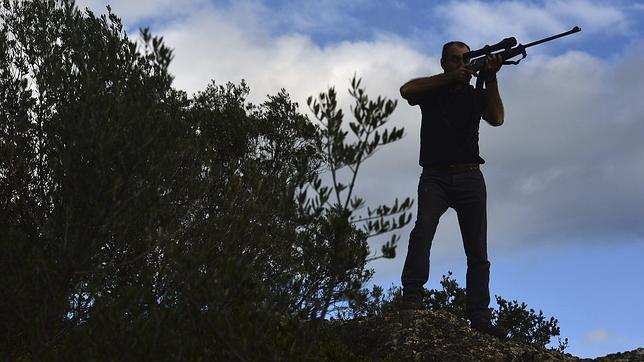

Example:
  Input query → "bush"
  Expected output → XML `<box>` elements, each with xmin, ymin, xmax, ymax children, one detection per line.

<box><xmin>341</xmin><ymin>272</ymin><xmax>568</xmax><ymax>352</ymax></box>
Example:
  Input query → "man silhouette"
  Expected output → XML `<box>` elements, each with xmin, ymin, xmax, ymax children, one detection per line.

<box><xmin>399</xmin><ymin>41</ymin><xmax>506</xmax><ymax>338</ymax></box>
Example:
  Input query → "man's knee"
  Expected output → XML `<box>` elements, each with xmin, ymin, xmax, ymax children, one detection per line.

<box><xmin>409</xmin><ymin>216</ymin><xmax>437</xmax><ymax>240</ymax></box>
<box><xmin>467</xmin><ymin>258</ymin><xmax>490</xmax><ymax>269</ymax></box>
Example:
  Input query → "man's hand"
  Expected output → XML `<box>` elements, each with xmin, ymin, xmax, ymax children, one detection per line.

<box><xmin>483</xmin><ymin>54</ymin><xmax>502</xmax><ymax>76</ymax></box>
<box><xmin>447</xmin><ymin>65</ymin><xmax>476</xmax><ymax>84</ymax></box>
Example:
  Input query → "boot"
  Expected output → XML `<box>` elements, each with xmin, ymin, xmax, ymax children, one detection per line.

<box><xmin>470</xmin><ymin>319</ymin><xmax>508</xmax><ymax>339</ymax></box>
<box><xmin>399</xmin><ymin>292</ymin><xmax>423</xmax><ymax>311</ymax></box>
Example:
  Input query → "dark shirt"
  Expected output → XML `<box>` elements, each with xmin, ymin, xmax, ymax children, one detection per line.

<box><xmin>417</xmin><ymin>85</ymin><xmax>487</xmax><ymax>166</ymax></box>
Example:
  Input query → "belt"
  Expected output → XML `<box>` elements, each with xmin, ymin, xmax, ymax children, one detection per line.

<box><xmin>424</xmin><ymin>163</ymin><xmax>479</xmax><ymax>173</ymax></box>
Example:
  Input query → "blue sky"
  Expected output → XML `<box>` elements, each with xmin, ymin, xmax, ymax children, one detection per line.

<box><xmin>80</xmin><ymin>0</ymin><xmax>644</xmax><ymax>358</ymax></box>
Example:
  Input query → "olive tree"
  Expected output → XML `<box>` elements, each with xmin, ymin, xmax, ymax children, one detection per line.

<box><xmin>0</xmin><ymin>0</ymin><xmax>413</xmax><ymax>359</ymax></box>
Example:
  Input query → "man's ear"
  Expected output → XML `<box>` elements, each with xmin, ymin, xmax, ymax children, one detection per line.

<box><xmin>440</xmin><ymin>58</ymin><xmax>446</xmax><ymax>71</ymax></box>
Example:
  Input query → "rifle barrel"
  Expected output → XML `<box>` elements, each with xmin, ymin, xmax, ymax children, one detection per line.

<box><xmin>523</xmin><ymin>26</ymin><xmax>581</xmax><ymax>49</ymax></box>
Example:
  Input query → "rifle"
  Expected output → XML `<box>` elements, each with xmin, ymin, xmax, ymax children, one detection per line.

<box><xmin>463</xmin><ymin>26</ymin><xmax>582</xmax><ymax>89</ymax></box>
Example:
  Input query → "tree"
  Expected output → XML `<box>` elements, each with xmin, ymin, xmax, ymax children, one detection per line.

<box><xmin>295</xmin><ymin>76</ymin><xmax>414</xmax><ymax>321</ymax></box>
<box><xmin>1</xmin><ymin>0</ymin><xmax>190</xmax><ymax>356</ymax></box>
<box><xmin>0</xmin><ymin>1</ymin><xmax>412</xmax><ymax>359</ymax></box>
<box><xmin>305</xmin><ymin>77</ymin><xmax>413</xmax><ymax>263</ymax></box>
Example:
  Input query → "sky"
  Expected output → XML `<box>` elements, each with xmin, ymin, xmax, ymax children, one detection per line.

<box><xmin>78</xmin><ymin>0</ymin><xmax>644</xmax><ymax>358</ymax></box>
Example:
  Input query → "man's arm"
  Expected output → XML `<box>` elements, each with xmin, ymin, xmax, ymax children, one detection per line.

<box><xmin>400</xmin><ymin>74</ymin><xmax>449</xmax><ymax>106</ymax></box>
<box><xmin>481</xmin><ymin>54</ymin><xmax>504</xmax><ymax>127</ymax></box>
<box><xmin>482</xmin><ymin>77</ymin><xmax>504</xmax><ymax>126</ymax></box>
<box><xmin>400</xmin><ymin>67</ymin><xmax>474</xmax><ymax>106</ymax></box>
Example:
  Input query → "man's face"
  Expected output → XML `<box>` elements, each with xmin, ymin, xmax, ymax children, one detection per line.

<box><xmin>441</xmin><ymin>44</ymin><xmax>470</xmax><ymax>73</ymax></box>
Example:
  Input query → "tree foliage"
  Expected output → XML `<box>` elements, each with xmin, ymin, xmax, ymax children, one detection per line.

<box><xmin>305</xmin><ymin>78</ymin><xmax>412</xmax><ymax>262</ymax></box>
<box><xmin>0</xmin><ymin>0</ymin><xmax>411</xmax><ymax>359</ymax></box>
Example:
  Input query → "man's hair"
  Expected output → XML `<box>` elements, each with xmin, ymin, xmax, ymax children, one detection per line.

<box><xmin>441</xmin><ymin>41</ymin><xmax>470</xmax><ymax>61</ymax></box>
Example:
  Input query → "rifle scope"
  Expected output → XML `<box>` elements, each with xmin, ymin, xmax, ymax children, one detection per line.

<box><xmin>463</xmin><ymin>37</ymin><xmax>517</xmax><ymax>62</ymax></box>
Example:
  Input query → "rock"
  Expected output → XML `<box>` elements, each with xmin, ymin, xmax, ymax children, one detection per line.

<box><xmin>588</xmin><ymin>348</ymin><xmax>644</xmax><ymax>362</ymax></box>
<box><xmin>323</xmin><ymin>309</ymin><xmax>641</xmax><ymax>361</ymax></box>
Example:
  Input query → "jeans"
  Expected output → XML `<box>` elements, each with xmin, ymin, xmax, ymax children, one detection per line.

<box><xmin>401</xmin><ymin>168</ymin><xmax>491</xmax><ymax>321</ymax></box>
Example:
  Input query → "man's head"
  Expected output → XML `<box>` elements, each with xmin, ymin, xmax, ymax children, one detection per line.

<box><xmin>441</xmin><ymin>41</ymin><xmax>470</xmax><ymax>73</ymax></box>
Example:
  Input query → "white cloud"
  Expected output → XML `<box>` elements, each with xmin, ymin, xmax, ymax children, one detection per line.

<box><xmin>586</xmin><ymin>328</ymin><xmax>610</xmax><ymax>343</ymax></box>
<box><xmin>433</xmin><ymin>0</ymin><xmax>629</xmax><ymax>50</ymax></box>
<box><xmin>547</xmin><ymin>0</ymin><xmax>629</xmax><ymax>33</ymax></box>
<box><xmin>155</xmin><ymin>3</ymin><xmax>431</xmax><ymax>108</ymax></box>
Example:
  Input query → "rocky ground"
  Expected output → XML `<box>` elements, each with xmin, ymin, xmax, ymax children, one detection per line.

<box><xmin>324</xmin><ymin>309</ymin><xmax>644</xmax><ymax>361</ymax></box>
<box><xmin>590</xmin><ymin>348</ymin><xmax>644</xmax><ymax>362</ymax></box>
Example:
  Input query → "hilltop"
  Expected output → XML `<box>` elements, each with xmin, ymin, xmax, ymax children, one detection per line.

<box><xmin>323</xmin><ymin>309</ymin><xmax>643</xmax><ymax>361</ymax></box>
